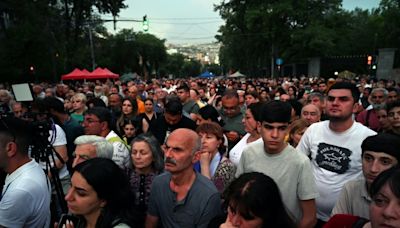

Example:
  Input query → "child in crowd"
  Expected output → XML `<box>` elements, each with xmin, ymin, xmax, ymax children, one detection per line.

<box><xmin>122</xmin><ymin>118</ymin><xmax>139</xmax><ymax>146</ymax></box>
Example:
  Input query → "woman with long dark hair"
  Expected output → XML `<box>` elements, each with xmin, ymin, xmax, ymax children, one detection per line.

<box><xmin>116</xmin><ymin>97</ymin><xmax>138</xmax><ymax>135</ymax></box>
<box><xmin>220</xmin><ymin>172</ymin><xmax>296</xmax><ymax>228</ymax></box>
<box><xmin>65</xmin><ymin>158</ymin><xmax>142</xmax><ymax>227</ymax></box>
<box><xmin>139</xmin><ymin>98</ymin><xmax>159</xmax><ymax>133</ymax></box>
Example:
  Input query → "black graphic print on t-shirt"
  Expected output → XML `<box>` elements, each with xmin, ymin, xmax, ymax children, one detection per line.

<box><xmin>315</xmin><ymin>143</ymin><xmax>352</xmax><ymax>174</ymax></box>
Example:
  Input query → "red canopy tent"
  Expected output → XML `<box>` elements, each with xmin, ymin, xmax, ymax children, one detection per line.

<box><xmin>61</xmin><ymin>68</ymin><xmax>89</xmax><ymax>80</ymax></box>
<box><xmin>81</xmin><ymin>69</ymin><xmax>91</xmax><ymax>76</ymax></box>
<box><xmin>87</xmin><ymin>67</ymin><xmax>119</xmax><ymax>80</ymax></box>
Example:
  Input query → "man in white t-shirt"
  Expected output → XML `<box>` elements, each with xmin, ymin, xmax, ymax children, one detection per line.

<box><xmin>297</xmin><ymin>82</ymin><xmax>376</xmax><ymax>226</ymax></box>
<box><xmin>30</xmin><ymin>102</ymin><xmax>70</xmax><ymax>195</ymax></box>
<box><xmin>0</xmin><ymin>116</ymin><xmax>51</xmax><ymax>227</ymax></box>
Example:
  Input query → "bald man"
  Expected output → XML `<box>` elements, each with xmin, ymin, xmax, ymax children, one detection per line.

<box><xmin>128</xmin><ymin>85</ymin><xmax>145</xmax><ymax>114</ymax></box>
<box><xmin>146</xmin><ymin>129</ymin><xmax>221</xmax><ymax>228</ymax></box>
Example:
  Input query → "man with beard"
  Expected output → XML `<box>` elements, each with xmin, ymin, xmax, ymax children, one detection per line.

<box><xmin>94</xmin><ymin>85</ymin><xmax>108</xmax><ymax>106</ymax></box>
<box><xmin>297</xmin><ymin>82</ymin><xmax>376</xmax><ymax>226</ymax></box>
<box><xmin>150</xmin><ymin>99</ymin><xmax>197</xmax><ymax>144</ymax></box>
<box><xmin>107</xmin><ymin>93</ymin><xmax>123</xmax><ymax>129</ymax></box>
<box><xmin>356</xmin><ymin>88</ymin><xmax>388</xmax><ymax>131</ymax></box>
<box><xmin>220</xmin><ymin>89</ymin><xmax>246</xmax><ymax>151</ymax></box>
<box><xmin>146</xmin><ymin>128</ymin><xmax>221</xmax><ymax>228</ymax></box>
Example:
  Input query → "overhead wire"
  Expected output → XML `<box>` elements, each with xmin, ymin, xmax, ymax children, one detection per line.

<box><xmin>102</xmin><ymin>16</ymin><xmax>223</xmax><ymax>43</ymax></box>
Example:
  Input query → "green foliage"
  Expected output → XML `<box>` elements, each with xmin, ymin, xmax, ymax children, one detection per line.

<box><xmin>96</xmin><ymin>29</ymin><xmax>167</xmax><ymax>78</ymax></box>
<box><xmin>215</xmin><ymin>0</ymin><xmax>400</xmax><ymax>76</ymax></box>
<box><xmin>0</xmin><ymin>0</ymin><xmax>127</xmax><ymax>82</ymax></box>
<box><xmin>0</xmin><ymin>0</ymin><xmax>170</xmax><ymax>82</ymax></box>
<box><xmin>182</xmin><ymin>60</ymin><xmax>202</xmax><ymax>78</ymax></box>
<box><xmin>160</xmin><ymin>53</ymin><xmax>185</xmax><ymax>78</ymax></box>
<box><xmin>158</xmin><ymin>54</ymin><xmax>202</xmax><ymax>78</ymax></box>
<box><xmin>204</xmin><ymin>64</ymin><xmax>223</xmax><ymax>76</ymax></box>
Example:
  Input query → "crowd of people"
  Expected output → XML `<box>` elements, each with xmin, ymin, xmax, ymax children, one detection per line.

<box><xmin>0</xmin><ymin>75</ymin><xmax>400</xmax><ymax>227</ymax></box>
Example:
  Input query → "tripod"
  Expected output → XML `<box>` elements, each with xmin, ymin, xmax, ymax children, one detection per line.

<box><xmin>30</xmin><ymin>123</ymin><xmax>68</xmax><ymax>220</ymax></box>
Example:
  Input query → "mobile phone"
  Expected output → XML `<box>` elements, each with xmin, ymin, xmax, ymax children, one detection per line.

<box><xmin>58</xmin><ymin>214</ymin><xmax>81</xmax><ymax>228</ymax></box>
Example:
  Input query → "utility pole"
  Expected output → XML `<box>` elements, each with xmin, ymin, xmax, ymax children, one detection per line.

<box><xmin>271</xmin><ymin>44</ymin><xmax>275</xmax><ymax>78</ymax></box>
<box><xmin>88</xmin><ymin>23</ymin><xmax>96</xmax><ymax>71</ymax></box>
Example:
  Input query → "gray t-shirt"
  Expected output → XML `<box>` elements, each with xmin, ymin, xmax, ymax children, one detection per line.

<box><xmin>220</xmin><ymin>112</ymin><xmax>246</xmax><ymax>136</ymax></box>
<box><xmin>183</xmin><ymin>100</ymin><xmax>200</xmax><ymax>115</ymax></box>
<box><xmin>331</xmin><ymin>178</ymin><xmax>371</xmax><ymax>219</ymax></box>
<box><xmin>148</xmin><ymin>172</ymin><xmax>221</xmax><ymax>228</ymax></box>
<box><xmin>236</xmin><ymin>142</ymin><xmax>318</xmax><ymax>222</ymax></box>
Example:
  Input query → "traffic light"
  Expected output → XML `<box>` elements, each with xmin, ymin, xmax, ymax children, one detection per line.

<box><xmin>367</xmin><ymin>55</ymin><xmax>372</xmax><ymax>65</ymax></box>
<box><xmin>143</xmin><ymin>15</ymin><xmax>149</xmax><ymax>32</ymax></box>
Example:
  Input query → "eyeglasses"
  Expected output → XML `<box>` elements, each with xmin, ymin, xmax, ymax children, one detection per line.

<box><xmin>371</xmin><ymin>96</ymin><xmax>384</xmax><ymax>99</ymax></box>
<box><xmin>0</xmin><ymin>119</ymin><xmax>16</xmax><ymax>143</ymax></box>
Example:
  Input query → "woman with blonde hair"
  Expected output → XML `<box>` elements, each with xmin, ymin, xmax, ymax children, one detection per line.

<box><xmin>287</xmin><ymin>119</ymin><xmax>309</xmax><ymax>147</ymax></box>
<box><xmin>70</xmin><ymin>93</ymin><xmax>87</xmax><ymax>124</ymax></box>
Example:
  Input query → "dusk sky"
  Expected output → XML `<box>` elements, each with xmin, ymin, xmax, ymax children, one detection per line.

<box><xmin>105</xmin><ymin>0</ymin><xmax>381</xmax><ymax>44</ymax></box>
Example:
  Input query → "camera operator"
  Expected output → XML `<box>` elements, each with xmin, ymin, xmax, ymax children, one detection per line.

<box><xmin>0</xmin><ymin>116</ymin><xmax>51</xmax><ymax>227</ymax></box>
<box><xmin>42</xmin><ymin>97</ymin><xmax>84</xmax><ymax>172</ymax></box>
<box><xmin>30</xmin><ymin>99</ymin><xmax>70</xmax><ymax>218</ymax></box>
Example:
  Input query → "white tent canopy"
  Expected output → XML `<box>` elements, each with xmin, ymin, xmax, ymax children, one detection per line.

<box><xmin>228</xmin><ymin>71</ymin><xmax>245</xmax><ymax>78</ymax></box>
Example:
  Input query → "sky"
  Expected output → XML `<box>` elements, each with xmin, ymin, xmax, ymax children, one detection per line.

<box><xmin>105</xmin><ymin>0</ymin><xmax>381</xmax><ymax>45</ymax></box>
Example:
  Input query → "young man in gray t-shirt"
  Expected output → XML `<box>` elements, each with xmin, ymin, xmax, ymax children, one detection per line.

<box><xmin>236</xmin><ymin>100</ymin><xmax>318</xmax><ymax>228</ymax></box>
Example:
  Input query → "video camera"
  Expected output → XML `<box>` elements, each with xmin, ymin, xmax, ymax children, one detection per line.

<box><xmin>9</xmin><ymin>83</ymin><xmax>68</xmax><ymax>214</ymax></box>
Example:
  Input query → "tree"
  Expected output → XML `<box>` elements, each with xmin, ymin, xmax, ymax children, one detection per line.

<box><xmin>182</xmin><ymin>59</ymin><xmax>202</xmax><ymax>78</ymax></box>
<box><xmin>376</xmin><ymin>0</ymin><xmax>400</xmax><ymax>67</ymax></box>
<box><xmin>160</xmin><ymin>53</ymin><xmax>185</xmax><ymax>78</ymax></box>
<box><xmin>215</xmin><ymin>0</ymin><xmax>355</xmax><ymax>77</ymax></box>
<box><xmin>0</xmin><ymin>0</ymin><xmax>64</xmax><ymax>82</ymax></box>
<box><xmin>203</xmin><ymin>63</ymin><xmax>223</xmax><ymax>76</ymax></box>
<box><xmin>0</xmin><ymin>0</ymin><xmax>127</xmax><ymax>82</ymax></box>
<box><xmin>59</xmin><ymin>0</ymin><xmax>126</xmax><ymax>67</ymax></box>
<box><xmin>95</xmin><ymin>29</ymin><xmax>167</xmax><ymax>79</ymax></box>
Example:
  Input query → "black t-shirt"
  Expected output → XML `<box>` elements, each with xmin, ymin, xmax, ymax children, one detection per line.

<box><xmin>149</xmin><ymin>115</ymin><xmax>197</xmax><ymax>144</ymax></box>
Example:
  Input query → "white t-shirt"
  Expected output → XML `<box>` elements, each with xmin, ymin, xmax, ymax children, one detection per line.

<box><xmin>35</xmin><ymin>124</ymin><xmax>69</xmax><ymax>179</ymax></box>
<box><xmin>106</xmin><ymin>130</ymin><xmax>132</xmax><ymax>169</ymax></box>
<box><xmin>0</xmin><ymin>160</ymin><xmax>51</xmax><ymax>227</ymax></box>
<box><xmin>49</xmin><ymin>124</ymin><xmax>69</xmax><ymax>179</ymax></box>
<box><xmin>229</xmin><ymin>134</ymin><xmax>261</xmax><ymax>166</ymax></box>
<box><xmin>296</xmin><ymin>120</ymin><xmax>376</xmax><ymax>221</ymax></box>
